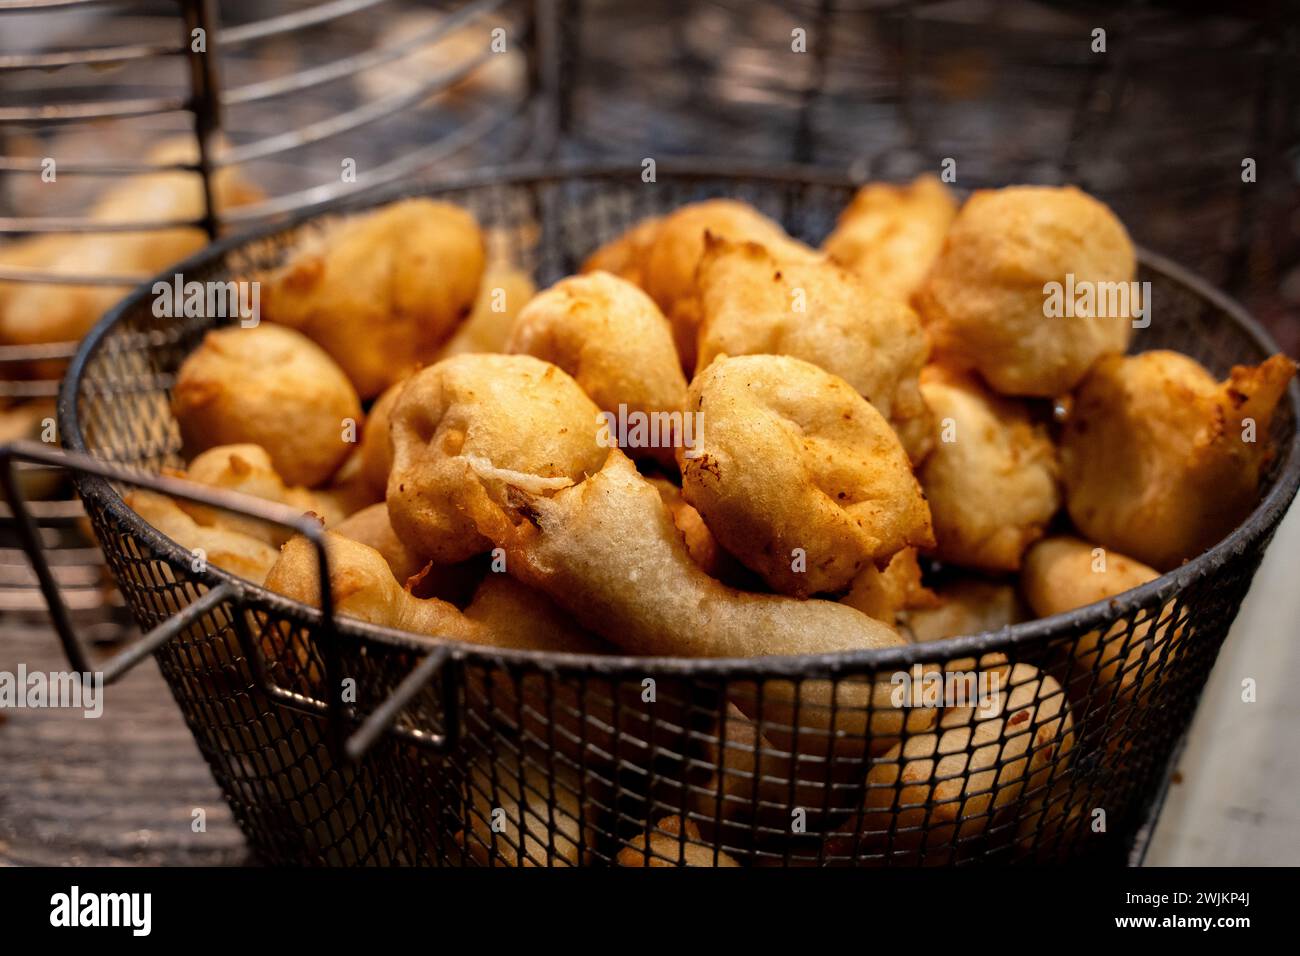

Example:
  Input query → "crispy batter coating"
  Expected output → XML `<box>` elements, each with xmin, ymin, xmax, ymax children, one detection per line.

<box><xmin>126</xmin><ymin>490</ymin><xmax>279</xmax><ymax>585</ymax></box>
<box><xmin>176</xmin><ymin>443</ymin><xmax>343</xmax><ymax>546</ymax></box>
<box><xmin>259</xmin><ymin>198</ymin><xmax>486</xmax><ymax>398</ymax></box>
<box><xmin>901</xmin><ymin>577</ymin><xmax>1028</xmax><ymax>643</ymax></box>
<box><xmin>915</xmin><ymin>185</ymin><xmax>1136</xmax><ymax>397</ymax></box>
<box><xmin>386</xmin><ymin>354</ymin><xmax>608</xmax><ymax>563</ymax></box>
<box><xmin>822</xmin><ymin>174</ymin><xmax>957</xmax><ymax>303</ymax></box>
<box><xmin>647</xmin><ymin>476</ymin><xmax>734</xmax><ymax>579</ymax></box>
<box><xmin>266</xmin><ymin>532</ymin><xmax>482</xmax><ymax>640</ymax></box>
<box><xmin>1060</xmin><ymin>351</ymin><xmax>1295</xmax><ymax>570</ymax></box>
<box><xmin>581</xmin><ymin>215</ymin><xmax>662</xmax><ymax>287</ymax></box>
<box><xmin>617</xmin><ymin>817</ymin><xmax>741</xmax><ymax>868</ymax></box>
<box><xmin>916</xmin><ymin>366</ymin><xmax>1060</xmax><ymax>571</ymax></box>
<box><xmin>332</xmin><ymin>502</ymin><xmax>426</xmax><ymax>586</ymax></box>
<box><xmin>0</xmin><ymin>136</ymin><xmax>258</xmax><ymax>352</ymax></box>
<box><xmin>506</xmin><ymin>271</ymin><xmax>688</xmax><ymax>467</ymax></box>
<box><xmin>696</xmin><ymin>236</ymin><xmax>933</xmax><ymax>461</ymax></box>
<box><xmin>680</xmin><ymin>355</ymin><xmax>933</xmax><ymax>597</ymax></box>
<box><xmin>358</xmin><ymin>377</ymin><xmax>406</xmax><ymax>500</ymax></box>
<box><xmin>636</xmin><ymin>200</ymin><xmax>817</xmax><ymax>371</ymax></box>
<box><xmin>1022</xmin><ymin>536</ymin><xmax>1176</xmax><ymax>704</ymax></box>
<box><xmin>831</xmin><ymin>658</ymin><xmax>1073</xmax><ymax>861</ymax></box>
<box><xmin>172</xmin><ymin>324</ymin><xmax>361</xmax><ymax>487</ymax></box>
<box><xmin>435</xmin><ymin>263</ymin><xmax>537</xmax><ymax>358</ymax></box>
<box><xmin>462</xmin><ymin>572</ymin><xmax>609</xmax><ymax>655</ymax></box>
<box><xmin>840</xmin><ymin>548</ymin><xmax>936</xmax><ymax>628</ymax></box>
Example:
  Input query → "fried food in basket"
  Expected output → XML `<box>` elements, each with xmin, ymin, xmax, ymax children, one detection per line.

<box><xmin>916</xmin><ymin>365</ymin><xmax>1060</xmax><ymax>572</ymax></box>
<box><xmin>506</xmin><ymin>271</ymin><xmax>688</xmax><ymax>467</ymax></box>
<box><xmin>434</xmin><ymin>263</ymin><xmax>536</xmax><ymax>358</ymax></box>
<box><xmin>456</xmin><ymin>756</ymin><xmax>591</xmax><ymax>867</ymax></box>
<box><xmin>827</xmin><ymin>658</ymin><xmax>1073</xmax><ymax>863</ymax></box>
<box><xmin>1060</xmin><ymin>350</ymin><xmax>1295</xmax><ymax>570</ymax></box>
<box><xmin>901</xmin><ymin>578</ymin><xmax>1028</xmax><ymax>643</ymax></box>
<box><xmin>258</xmin><ymin>198</ymin><xmax>486</xmax><ymax>398</ymax></box>
<box><xmin>822</xmin><ymin>174</ymin><xmax>957</xmax><ymax>303</ymax></box>
<box><xmin>358</xmin><ymin>376</ymin><xmax>407</xmax><ymax>501</ymax></box>
<box><xmin>581</xmin><ymin>215</ymin><xmax>661</xmax><ymax>287</ymax></box>
<box><xmin>840</xmin><ymin>548</ymin><xmax>936</xmax><ymax>628</ymax></box>
<box><xmin>695</xmin><ymin>236</ymin><xmax>933</xmax><ymax>461</ymax></box>
<box><xmin>174</xmin><ymin>443</ymin><xmax>343</xmax><ymax>545</ymax></box>
<box><xmin>1022</xmin><ymin>536</ymin><xmax>1178</xmax><ymax>704</ymax></box>
<box><xmin>172</xmin><ymin>324</ymin><xmax>361</xmax><ymax>488</ymax></box>
<box><xmin>617</xmin><ymin>817</ymin><xmax>741</xmax><ymax>868</ymax></box>
<box><xmin>125</xmin><ymin>490</ymin><xmax>279</xmax><ymax>586</ymax></box>
<box><xmin>386</xmin><ymin>353</ymin><xmax>608</xmax><ymax>563</ymax></box>
<box><xmin>915</xmin><ymin>185</ymin><xmax>1136</xmax><ymax>397</ymax></box>
<box><xmin>0</xmin><ymin>136</ymin><xmax>259</xmax><ymax>355</ymax></box>
<box><xmin>680</xmin><ymin>355</ymin><xmax>933</xmax><ymax>597</ymax></box>
<box><xmin>332</xmin><ymin>502</ymin><xmax>426</xmax><ymax>586</ymax></box>
<box><xmin>602</xmin><ymin>199</ymin><xmax>817</xmax><ymax>371</ymax></box>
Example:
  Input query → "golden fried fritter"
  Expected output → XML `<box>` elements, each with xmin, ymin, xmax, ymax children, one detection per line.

<box><xmin>635</xmin><ymin>199</ymin><xmax>817</xmax><ymax>371</ymax></box>
<box><xmin>822</xmin><ymin>174</ymin><xmax>957</xmax><ymax>302</ymax></box>
<box><xmin>332</xmin><ymin>501</ymin><xmax>426</xmax><ymax>586</ymax></box>
<box><xmin>358</xmin><ymin>377</ymin><xmax>406</xmax><ymax>500</ymax></box>
<box><xmin>386</xmin><ymin>354</ymin><xmax>608</xmax><ymax>563</ymax></box>
<box><xmin>834</xmin><ymin>659</ymin><xmax>1072</xmax><ymax>862</ymax></box>
<box><xmin>435</xmin><ymin>263</ymin><xmax>537</xmax><ymax>358</ymax></box>
<box><xmin>126</xmin><ymin>490</ymin><xmax>279</xmax><ymax>585</ymax></box>
<box><xmin>901</xmin><ymin>577</ymin><xmax>1028</xmax><ymax>643</ymax></box>
<box><xmin>840</xmin><ymin>548</ymin><xmax>936</xmax><ymax>628</ymax></box>
<box><xmin>177</xmin><ymin>443</ymin><xmax>343</xmax><ymax>545</ymax></box>
<box><xmin>915</xmin><ymin>185</ymin><xmax>1136</xmax><ymax>397</ymax></box>
<box><xmin>695</xmin><ymin>235</ymin><xmax>932</xmax><ymax>461</ymax></box>
<box><xmin>581</xmin><ymin>215</ymin><xmax>662</xmax><ymax>288</ymax></box>
<box><xmin>916</xmin><ymin>366</ymin><xmax>1060</xmax><ymax>571</ymax></box>
<box><xmin>680</xmin><ymin>355</ymin><xmax>933</xmax><ymax>597</ymax></box>
<box><xmin>617</xmin><ymin>817</ymin><xmax>741</xmax><ymax>868</ymax></box>
<box><xmin>172</xmin><ymin>324</ymin><xmax>361</xmax><ymax>487</ymax></box>
<box><xmin>1060</xmin><ymin>350</ymin><xmax>1295</xmax><ymax>570</ymax></box>
<box><xmin>1021</xmin><ymin>536</ymin><xmax>1174</xmax><ymax>703</ymax></box>
<box><xmin>259</xmin><ymin>198</ymin><xmax>486</xmax><ymax>398</ymax></box>
<box><xmin>506</xmin><ymin>271</ymin><xmax>688</xmax><ymax>467</ymax></box>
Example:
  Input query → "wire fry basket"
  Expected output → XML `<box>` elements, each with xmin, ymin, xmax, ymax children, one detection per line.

<box><xmin>20</xmin><ymin>163</ymin><xmax>1300</xmax><ymax>866</ymax></box>
<box><xmin>1</xmin><ymin>0</ymin><xmax>553</xmax><ymax>628</ymax></box>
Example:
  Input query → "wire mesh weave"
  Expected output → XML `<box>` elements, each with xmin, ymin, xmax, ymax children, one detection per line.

<box><xmin>60</xmin><ymin>165</ymin><xmax>1300</xmax><ymax>866</ymax></box>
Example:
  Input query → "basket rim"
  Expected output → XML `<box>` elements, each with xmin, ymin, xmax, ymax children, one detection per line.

<box><xmin>57</xmin><ymin>159</ymin><xmax>1300</xmax><ymax>679</ymax></box>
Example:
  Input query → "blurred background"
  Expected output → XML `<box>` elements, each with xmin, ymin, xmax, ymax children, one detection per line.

<box><xmin>1</xmin><ymin>0</ymin><xmax>1297</xmax><ymax>865</ymax></box>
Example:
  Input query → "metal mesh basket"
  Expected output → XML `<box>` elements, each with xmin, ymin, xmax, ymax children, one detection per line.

<box><xmin>36</xmin><ymin>163</ymin><xmax>1300</xmax><ymax>866</ymax></box>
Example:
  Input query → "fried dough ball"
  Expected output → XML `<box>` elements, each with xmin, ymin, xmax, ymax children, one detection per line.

<box><xmin>830</xmin><ymin>659</ymin><xmax>1073</xmax><ymax>862</ymax></box>
<box><xmin>581</xmin><ymin>215</ymin><xmax>662</xmax><ymax>287</ymax></box>
<box><xmin>617</xmin><ymin>817</ymin><xmax>741</xmax><ymax>868</ymax></box>
<box><xmin>266</xmin><ymin>531</ymin><xmax>483</xmax><ymax>641</ymax></box>
<box><xmin>172</xmin><ymin>324</ymin><xmax>361</xmax><ymax>487</ymax></box>
<box><xmin>1022</xmin><ymin>536</ymin><xmax>1178</xmax><ymax>703</ymax></box>
<box><xmin>505</xmin><ymin>271</ymin><xmax>688</xmax><ymax>467</ymax></box>
<box><xmin>175</xmin><ymin>444</ymin><xmax>344</xmax><ymax>547</ymax></box>
<box><xmin>680</xmin><ymin>355</ymin><xmax>933</xmax><ymax>597</ymax></box>
<box><xmin>386</xmin><ymin>354</ymin><xmax>608</xmax><ymax>563</ymax></box>
<box><xmin>259</xmin><ymin>198</ymin><xmax>486</xmax><ymax>398</ymax></box>
<box><xmin>1060</xmin><ymin>351</ymin><xmax>1295</xmax><ymax>570</ymax></box>
<box><xmin>841</xmin><ymin>548</ymin><xmax>937</xmax><ymax>628</ymax></box>
<box><xmin>358</xmin><ymin>377</ymin><xmax>406</xmax><ymax>500</ymax></box>
<box><xmin>435</xmin><ymin>263</ymin><xmax>537</xmax><ymax>358</ymax></box>
<box><xmin>648</xmin><ymin>476</ymin><xmax>733</xmax><ymax>579</ymax></box>
<box><xmin>332</xmin><ymin>502</ymin><xmax>426</xmax><ymax>586</ymax></box>
<box><xmin>915</xmin><ymin>186</ymin><xmax>1136</xmax><ymax>397</ymax></box>
<box><xmin>695</xmin><ymin>236</ymin><xmax>933</xmax><ymax>461</ymax></box>
<box><xmin>0</xmin><ymin>136</ymin><xmax>259</xmax><ymax>352</ymax></box>
<box><xmin>635</xmin><ymin>200</ymin><xmax>817</xmax><ymax>371</ymax></box>
<box><xmin>126</xmin><ymin>490</ymin><xmax>279</xmax><ymax>585</ymax></box>
<box><xmin>901</xmin><ymin>578</ymin><xmax>1028</xmax><ymax>643</ymax></box>
<box><xmin>822</xmin><ymin>174</ymin><xmax>957</xmax><ymax>303</ymax></box>
<box><xmin>916</xmin><ymin>366</ymin><xmax>1059</xmax><ymax>571</ymax></box>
